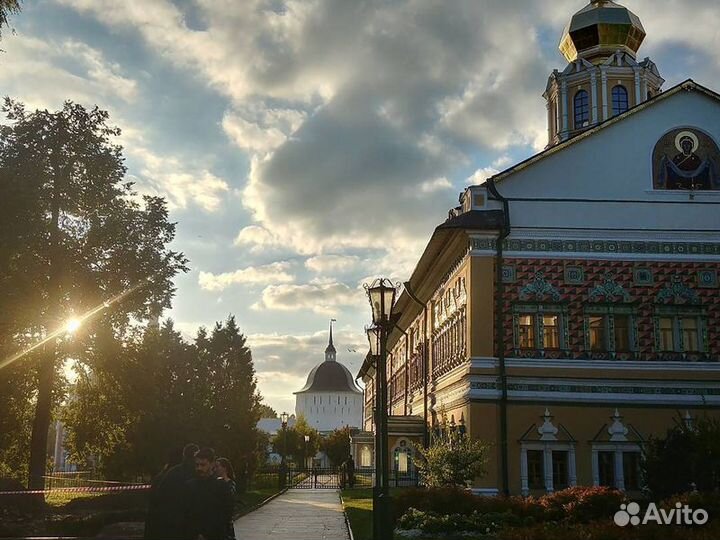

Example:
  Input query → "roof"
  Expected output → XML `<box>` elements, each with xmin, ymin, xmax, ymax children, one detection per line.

<box><xmin>487</xmin><ymin>79</ymin><xmax>720</xmax><ymax>185</ymax></box>
<box><xmin>296</xmin><ymin>360</ymin><xmax>363</xmax><ymax>394</ymax></box>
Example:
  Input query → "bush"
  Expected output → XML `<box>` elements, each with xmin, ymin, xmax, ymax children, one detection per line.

<box><xmin>394</xmin><ymin>486</ymin><xmax>624</xmax><ymax>526</ymax></box>
<box><xmin>496</xmin><ymin>520</ymin><xmax>720</xmax><ymax>540</ymax></box>
<box><xmin>538</xmin><ymin>486</ymin><xmax>626</xmax><ymax>523</ymax></box>
<box><xmin>398</xmin><ymin>507</ymin><xmax>526</xmax><ymax>535</ymax></box>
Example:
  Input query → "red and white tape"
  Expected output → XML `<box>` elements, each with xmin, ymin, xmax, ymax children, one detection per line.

<box><xmin>0</xmin><ymin>484</ymin><xmax>151</xmax><ymax>495</ymax></box>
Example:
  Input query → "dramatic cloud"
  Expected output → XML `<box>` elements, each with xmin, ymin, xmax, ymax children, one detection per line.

<box><xmin>0</xmin><ymin>35</ymin><xmax>138</xmax><ymax>110</ymax></box>
<box><xmin>198</xmin><ymin>261</ymin><xmax>295</xmax><ymax>291</ymax></box>
<box><xmin>252</xmin><ymin>281</ymin><xmax>362</xmax><ymax>314</ymax></box>
<box><xmin>305</xmin><ymin>255</ymin><xmax>362</xmax><ymax>274</ymax></box>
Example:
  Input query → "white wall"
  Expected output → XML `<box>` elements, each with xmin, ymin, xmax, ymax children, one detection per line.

<box><xmin>295</xmin><ymin>391</ymin><xmax>363</xmax><ymax>432</ymax></box>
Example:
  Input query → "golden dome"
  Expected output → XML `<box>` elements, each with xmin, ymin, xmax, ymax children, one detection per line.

<box><xmin>559</xmin><ymin>0</ymin><xmax>646</xmax><ymax>63</ymax></box>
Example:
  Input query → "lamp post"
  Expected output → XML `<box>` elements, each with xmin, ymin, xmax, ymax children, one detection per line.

<box><xmin>280</xmin><ymin>412</ymin><xmax>289</xmax><ymax>488</ymax></box>
<box><xmin>365</xmin><ymin>278</ymin><xmax>397</xmax><ymax>540</ymax></box>
<box><xmin>304</xmin><ymin>435</ymin><xmax>310</xmax><ymax>469</ymax></box>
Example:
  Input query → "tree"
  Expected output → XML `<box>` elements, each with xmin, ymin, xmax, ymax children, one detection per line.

<box><xmin>0</xmin><ymin>99</ymin><xmax>187</xmax><ymax>492</ymax></box>
<box><xmin>0</xmin><ymin>0</ymin><xmax>20</xmax><ymax>40</ymax></box>
<box><xmin>270</xmin><ymin>415</ymin><xmax>320</xmax><ymax>466</ymax></box>
<box><xmin>413</xmin><ymin>421</ymin><xmax>489</xmax><ymax>488</ymax></box>
<box><xmin>322</xmin><ymin>426</ymin><xmax>352</xmax><ymax>466</ymax></box>
<box><xmin>642</xmin><ymin>416</ymin><xmax>720</xmax><ymax>498</ymax></box>
<box><xmin>258</xmin><ymin>403</ymin><xmax>278</xmax><ymax>419</ymax></box>
<box><xmin>61</xmin><ymin>317</ymin><xmax>264</xmax><ymax>489</ymax></box>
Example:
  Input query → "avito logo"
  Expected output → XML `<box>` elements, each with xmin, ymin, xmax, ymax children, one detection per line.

<box><xmin>614</xmin><ymin>501</ymin><xmax>709</xmax><ymax>527</ymax></box>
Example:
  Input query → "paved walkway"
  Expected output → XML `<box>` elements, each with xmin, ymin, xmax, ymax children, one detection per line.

<box><xmin>234</xmin><ymin>490</ymin><xmax>351</xmax><ymax>540</ymax></box>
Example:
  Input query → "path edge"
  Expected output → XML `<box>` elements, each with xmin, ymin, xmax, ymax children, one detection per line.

<box><xmin>233</xmin><ymin>487</ymin><xmax>289</xmax><ymax>520</ymax></box>
<box><xmin>339</xmin><ymin>491</ymin><xmax>355</xmax><ymax>540</ymax></box>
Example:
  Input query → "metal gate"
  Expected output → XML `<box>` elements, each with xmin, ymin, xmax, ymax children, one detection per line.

<box><xmin>286</xmin><ymin>467</ymin><xmax>341</xmax><ymax>489</ymax></box>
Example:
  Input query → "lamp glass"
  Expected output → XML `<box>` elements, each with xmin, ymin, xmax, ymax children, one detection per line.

<box><xmin>366</xmin><ymin>326</ymin><xmax>380</xmax><ymax>356</ymax></box>
<box><xmin>281</xmin><ymin>412</ymin><xmax>289</xmax><ymax>424</ymax></box>
<box><xmin>366</xmin><ymin>278</ymin><xmax>396</xmax><ymax>324</ymax></box>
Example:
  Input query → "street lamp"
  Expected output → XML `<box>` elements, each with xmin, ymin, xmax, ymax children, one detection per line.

<box><xmin>304</xmin><ymin>435</ymin><xmax>310</xmax><ymax>468</ymax></box>
<box><xmin>364</xmin><ymin>278</ymin><xmax>397</xmax><ymax>540</ymax></box>
<box><xmin>280</xmin><ymin>412</ymin><xmax>289</xmax><ymax>488</ymax></box>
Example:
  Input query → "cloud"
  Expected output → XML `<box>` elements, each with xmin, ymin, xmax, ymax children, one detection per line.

<box><xmin>305</xmin><ymin>255</ymin><xmax>362</xmax><ymax>274</ymax></box>
<box><xmin>123</xmin><ymin>136</ymin><xmax>230</xmax><ymax>213</ymax></box>
<box><xmin>252</xmin><ymin>281</ymin><xmax>362</xmax><ymax>314</ymax></box>
<box><xmin>198</xmin><ymin>261</ymin><xmax>295</xmax><ymax>291</ymax></box>
<box><xmin>55</xmin><ymin>0</ymin><xmax>720</xmax><ymax>271</ymax></box>
<box><xmin>0</xmin><ymin>35</ymin><xmax>138</xmax><ymax>111</ymax></box>
<box><xmin>222</xmin><ymin>105</ymin><xmax>307</xmax><ymax>154</ymax></box>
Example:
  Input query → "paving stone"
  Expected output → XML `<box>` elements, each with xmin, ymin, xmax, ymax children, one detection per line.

<box><xmin>234</xmin><ymin>489</ymin><xmax>350</xmax><ymax>540</ymax></box>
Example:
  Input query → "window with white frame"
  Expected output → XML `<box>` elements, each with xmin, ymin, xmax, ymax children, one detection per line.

<box><xmin>592</xmin><ymin>444</ymin><xmax>642</xmax><ymax>491</ymax></box>
<box><xmin>654</xmin><ymin>307</ymin><xmax>707</xmax><ymax>353</ymax></box>
<box><xmin>520</xmin><ymin>443</ymin><xmax>576</xmax><ymax>495</ymax></box>
<box><xmin>584</xmin><ymin>306</ymin><xmax>638</xmax><ymax>354</ymax></box>
<box><xmin>513</xmin><ymin>305</ymin><xmax>568</xmax><ymax>352</ymax></box>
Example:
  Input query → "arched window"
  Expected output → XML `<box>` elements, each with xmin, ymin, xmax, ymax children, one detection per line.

<box><xmin>573</xmin><ymin>90</ymin><xmax>589</xmax><ymax>128</ymax></box>
<box><xmin>612</xmin><ymin>85</ymin><xmax>629</xmax><ymax>115</ymax></box>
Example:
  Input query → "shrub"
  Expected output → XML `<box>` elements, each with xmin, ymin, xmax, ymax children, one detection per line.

<box><xmin>643</xmin><ymin>416</ymin><xmax>720</xmax><ymax>498</ymax></box>
<box><xmin>538</xmin><ymin>486</ymin><xmax>626</xmax><ymax>523</ymax></box>
<box><xmin>413</xmin><ymin>429</ymin><xmax>490</xmax><ymax>488</ymax></box>
<box><xmin>398</xmin><ymin>507</ymin><xmax>526</xmax><ymax>535</ymax></box>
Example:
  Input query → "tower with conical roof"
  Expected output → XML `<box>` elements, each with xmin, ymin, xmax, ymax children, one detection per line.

<box><xmin>544</xmin><ymin>0</ymin><xmax>664</xmax><ymax>147</ymax></box>
<box><xmin>294</xmin><ymin>320</ymin><xmax>363</xmax><ymax>432</ymax></box>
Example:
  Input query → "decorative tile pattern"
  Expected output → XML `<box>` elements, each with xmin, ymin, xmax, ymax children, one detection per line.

<box><xmin>500</xmin><ymin>259</ymin><xmax>720</xmax><ymax>360</ymax></box>
<box><xmin>501</xmin><ymin>265</ymin><xmax>516</xmax><ymax>283</ymax></box>
<box><xmin>472</xmin><ymin>237</ymin><xmax>720</xmax><ymax>255</ymax></box>
<box><xmin>469</xmin><ymin>381</ymin><xmax>720</xmax><ymax>396</ymax></box>
<box><xmin>698</xmin><ymin>269</ymin><xmax>718</xmax><ymax>288</ymax></box>
<box><xmin>564</xmin><ymin>266</ymin><xmax>585</xmax><ymax>284</ymax></box>
<box><xmin>633</xmin><ymin>268</ymin><xmax>654</xmax><ymax>286</ymax></box>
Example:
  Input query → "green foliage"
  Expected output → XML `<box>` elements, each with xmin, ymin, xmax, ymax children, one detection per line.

<box><xmin>61</xmin><ymin>316</ymin><xmax>264</xmax><ymax>485</ymax></box>
<box><xmin>0</xmin><ymin>99</ymin><xmax>187</xmax><ymax>487</ymax></box>
<box><xmin>321</xmin><ymin>426</ymin><xmax>352</xmax><ymax>466</ymax></box>
<box><xmin>398</xmin><ymin>507</ymin><xmax>526</xmax><ymax>534</ymax></box>
<box><xmin>413</xmin><ymin>425</ymin><xmax>489</xmax><ymax>488</ymax></box>
<box><xmin>271</xmin><ymin>415</ymin><xmax>320</xmax><ymax>465</ymax></box>
<box><xmin>394</xmin><ymin>486</ymin><xmax>626</xmax><ymax>527</ymax></box>
<box><xmin>258</xmin><ymin>403</ymin><xmax>278</xmax><ymax>418</ymax></box>
<box><xmin>0</xmin><ymin>0</ymin><xmax>20</xmax><ymax>39</ymax></box>
<box><xmin>642</xmin><ymin>416</ymin><xmax>720</xmax><ymax>498</ymax></box>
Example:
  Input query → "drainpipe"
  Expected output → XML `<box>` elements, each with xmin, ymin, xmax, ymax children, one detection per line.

<box><xmin>487</xmin><ymin>178</ymin><xmax>511</xmax><ymax>496</ymax></box>
<box><xmin>404</xmin><ymin>332</ymin><xmax>409</xmax><ymax>416</ymax></box>
<box><xmin>403</xmin><ymin>281</ymin><xmax>430</xmax><ymax>448</ymax></box>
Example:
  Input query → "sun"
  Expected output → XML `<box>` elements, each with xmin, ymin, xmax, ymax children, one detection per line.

<box><xmin>65</xmin><ymin>318</ymin><xmax>82</xmax><ymax>334</ymax></box>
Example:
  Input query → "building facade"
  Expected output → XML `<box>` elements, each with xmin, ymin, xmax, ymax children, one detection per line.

<box><xmin>295</xmin><ymin>323</ymin><xmax>363</xmax><ymax>433</ymax></box>
<box><xmin>358</xmin><ymin>0</ymin><xmax>720</xmax><ymax>496</ymax></box>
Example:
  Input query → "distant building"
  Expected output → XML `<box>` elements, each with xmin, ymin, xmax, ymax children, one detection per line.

<box><xmin>295</xmin><ymin>322</ymin><xmax>363</xmax><ymax>432</ymax></box>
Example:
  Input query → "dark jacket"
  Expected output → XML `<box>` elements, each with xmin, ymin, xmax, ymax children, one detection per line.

<box><xmin>188</xmin><ymin>475</ymin><xmax>234</xmax><ymax>540</ymax></box>
<box><xmin>148</xmin><ymin>460</ymin><xmax>196</xmax><ymax>540</ymax></box>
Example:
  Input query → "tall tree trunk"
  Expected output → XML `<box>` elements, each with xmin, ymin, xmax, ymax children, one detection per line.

<box><xmin>27</xmin><ymin>158</ymin><xmax>64</xmax><ymax>499</ymax></box>
<box><xmin>28</xmin><ymin>347</ymin><xmax>55</xmax><ymax>492</ymax></box>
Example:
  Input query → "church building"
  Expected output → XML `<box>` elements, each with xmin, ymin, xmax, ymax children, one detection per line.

<box><xmin>357</xmin><ymin>0</ymin><xmax>720</xmax><ymax>496</ymax></box>
<box><xmin>295</xmin><ymin>322</ymin><xmax>363</xmax><ymax>433</ymax></box>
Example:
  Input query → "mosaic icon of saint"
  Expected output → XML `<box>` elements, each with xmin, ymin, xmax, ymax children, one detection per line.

<box><xmin>658</xmin><ymin>130</ymin><xmax>719</xmax><ymax>190</ymax></box>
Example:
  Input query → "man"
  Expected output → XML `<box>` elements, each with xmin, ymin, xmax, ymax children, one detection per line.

<box><xmin>188</xmin><ymin>448</ymin><xmax>234</xmax><ymax>540</ymax></box>
<box><xmin>345</xmin><ymin>454</ymin><xmax>356</xmax><ymax>488</ymax></box>
<box><xmin>147</xmin><ymin>443</ymin><xmax>199</xmax><ymax>540</ymax></box>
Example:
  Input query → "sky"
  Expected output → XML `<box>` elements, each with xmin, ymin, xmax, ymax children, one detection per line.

<box><xmin>1</xmin><ymin>0</ymin><xmax>719</xmax><ymax>415</ymax></box>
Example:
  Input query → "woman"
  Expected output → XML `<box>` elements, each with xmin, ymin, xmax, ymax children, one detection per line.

<box><xmin>215</xmin><ymin>457</ymin><xmax>237</xmax><ymax>540</ymax></box>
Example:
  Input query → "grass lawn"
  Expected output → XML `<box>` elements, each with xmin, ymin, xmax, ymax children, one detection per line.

<box><xmin>341</xmin><ymin>488</ymin><xmax>374</xmax><ymax>540</ymax></box>
<box><xmin>45</xmin><ymin>491</ymin><xmax>102</xmax><ymax>508</ymax></box>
